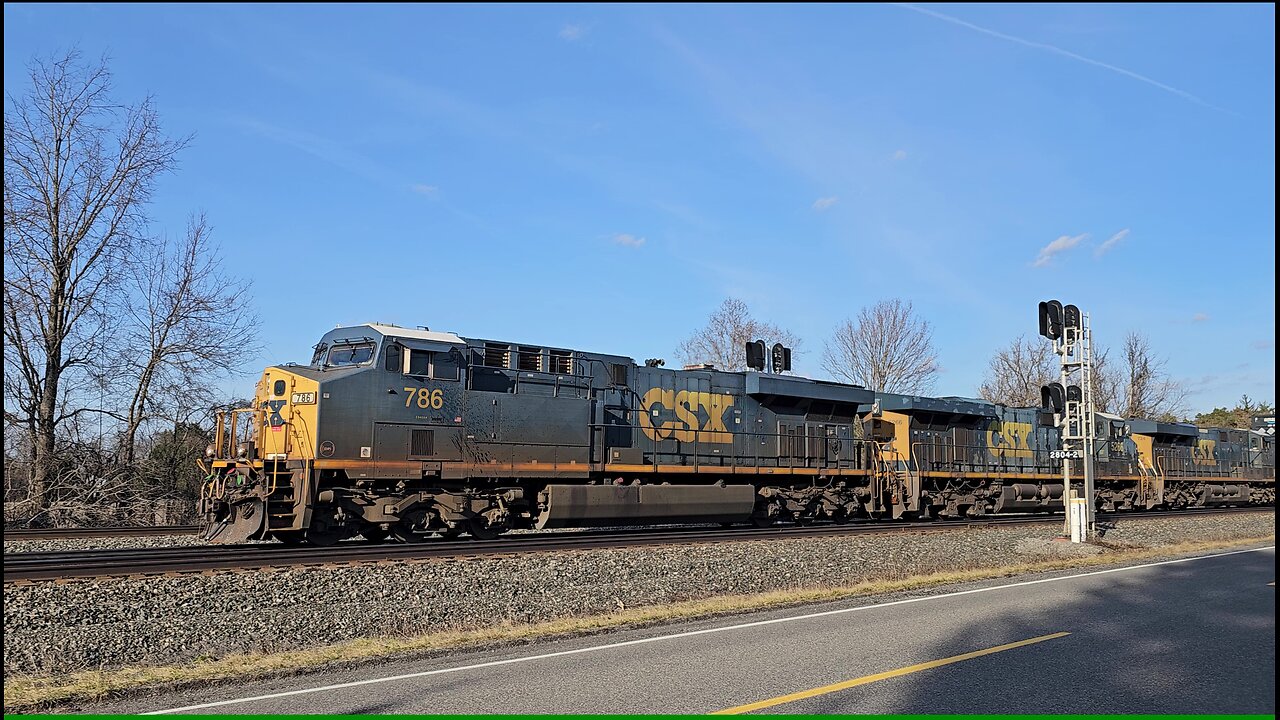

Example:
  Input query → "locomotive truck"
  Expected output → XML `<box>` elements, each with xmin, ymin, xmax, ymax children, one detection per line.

<box><xmin>197</xmin><ymin>323</ymin><xmax>1275</xmax><ymax>544</ymax></box>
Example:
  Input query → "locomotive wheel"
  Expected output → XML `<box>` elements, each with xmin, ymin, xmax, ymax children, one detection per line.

<box><xmin>390</xmin><ymin>523</ymin><xmax>430</xmax><ymax>543</ymax></box>
<box><xmin>274</xmin><ymin>531</ymin><xmax>306</xmax><ymax>545</ymax></box>
<box><xmin>361</xmin><ymin>527</ymin><xmax>390</xmax><ymax>544</ymax></box>
<box><xmin>750</xmin><ymin>514</ymin><xmax>774</xmax><ymax>528</ymax></box>
<box><xmin>467</xmin><ymin>518</ymin><xmax>504</xmax><ymax>540</ymax></box>
<box><xmin>304</xmin><ymin>528</ymin><xmax>343</xmax><ymax>546</ymax></box>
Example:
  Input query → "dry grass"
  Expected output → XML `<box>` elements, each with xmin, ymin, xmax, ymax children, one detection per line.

<box><xmin>4</xmin><ymin>535</ymin><xmax>1273</xmax><ymax>712</ymax></box>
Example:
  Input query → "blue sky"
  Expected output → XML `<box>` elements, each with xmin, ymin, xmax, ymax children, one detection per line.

<box><xmin>4</xmin><ymin>3</ymin><xmax>1275</xmax><ymax>413</ymax></box>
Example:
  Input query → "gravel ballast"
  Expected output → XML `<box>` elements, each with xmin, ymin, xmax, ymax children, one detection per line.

<box><xmin>4</xmin><ymin>511</ymin><xmax>1273</xmax><ymax>677</ymax></box>
<box><xmin>1</xmin><ymin>523</ymin><xmax>636</xmax><ymax>554</ymax></box>
<box><xmin>3</xmin><ymin>535</ymin><xmax>208</xmax><ymax>554</ymax></box>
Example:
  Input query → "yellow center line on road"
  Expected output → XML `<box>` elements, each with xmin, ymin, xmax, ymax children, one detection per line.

<box><xmin>710</xmin><ymin>631</ymin><xmax>1072</xmax><ymax>715</ymax></box>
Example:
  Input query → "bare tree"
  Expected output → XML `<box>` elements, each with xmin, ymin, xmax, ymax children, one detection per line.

<box><xmin>977</xmin><ymin>335</ymin><xmax>1056</xmax><ymax>406</ymax></box>
<box><xmin>1088</xmin><ymin>346</ymin><xmax>1120</xmax><ymax>415</ymax></box>
<box><xmin>3</xmin><ymin>51</ymin><xmax>187</xmax><ymax>507</ymax></box>
<box><xmin>822</xmin><ymin>299</ymin><xmax>938</xmax><ymax>393</ymax></box>
<box><xmin>979</xmin><ymin>335</ymin><xmax>1118</xmax><ymax>412</ymax></box>
<box><xmin>1116</xmin><ymin>331</ymin><xmax>1186</xmax><ymax>420</ymax></box>
<box><xmin>116</xmin><ymin>214</ymin><xmax>259</xmax><ymax>464</ymax></box>
<box><xmin>676</xmin><ymin>298</ymin><xmax>801</xmax><ymax>372</ymax></box>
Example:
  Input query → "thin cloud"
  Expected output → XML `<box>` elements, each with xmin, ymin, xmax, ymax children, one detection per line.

<box><xmin>1252</xmin><ymin>339</ymin><xmax>1273</xmax><ymax>351</ymax></box>
<box><xmin>896</xmin><ymin>4</ymin><xmax>1232</xmax><ymax>114</ymax></box>
<box><xmin>1094</xmin><ymin>228</ymin><xmax>1129</xmax><ymax>257</ymax></box>
<box><xmin>613</xmin><ymin>233</ymin><xmax>646</xmax><ymax>248</ymax></box>
<box><xmin>559</xmin><ymin>24</ymin><xmax>587</xmax><ymax>41</ymax></box>
<box><xmin>812</xmin><ymin>196</ymin><xmax>838</xmax><ymax>211</ymax></box>
<box><xmin>892</xmin><ymin>150</ymin><xmax>908</xmax><ymax>161</ymax></box>
<box><xmin>233</xmin><ymin>116</ymin><xmax>397</xmax><ymax>187</ymax></box>
<box><xmin>1191</xmin><ymin>312</ymin><xmax>1210</xmax><ymax>323</ymax></box>
<box><xmin>1191</xmin><ymin>374</ymin><xmax>1220</xmax><ymax>391</ymax></box>
<box><xmin>411</xmin><ymin>184</ymin><xmax>438</xmax><ymax>196</ymax></box>
<box><xmin>1033</xmin><ymin>233</ymin><xmax>1088</xmax><ymax>268</ymax></box>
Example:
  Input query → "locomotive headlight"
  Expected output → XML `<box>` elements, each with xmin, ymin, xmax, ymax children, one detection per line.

<box><xmin>205</xmin><ymin>444</ymin><xmax>216</xmax><ymax>458</ymax></box>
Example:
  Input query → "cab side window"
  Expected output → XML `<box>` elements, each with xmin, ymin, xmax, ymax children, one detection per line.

<box><xmin>408</xmin><ymin>350</ymin><xmax>431</xmax><ymax>376</ymax></box>
<box><xmin>397</xmin><ymin>345</ymin><xmax>463</xmax><ymax>381</ymax></box>
<box><xmin>384</xmin><ymin>343</ymin><xmax>402</xmax><ymax>372</ymax></box>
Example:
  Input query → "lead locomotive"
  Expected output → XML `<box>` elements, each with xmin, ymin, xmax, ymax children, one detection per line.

<box><xmin>198</xmin><ymin>323</ymin><xmax>1275</xmax><ymax>544</ymax></box>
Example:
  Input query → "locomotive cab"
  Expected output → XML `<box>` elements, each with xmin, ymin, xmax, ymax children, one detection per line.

<box><xmin>199</xmin><ymin>323</ymin><xmax>469</xmax><ymax>544</ymax></box>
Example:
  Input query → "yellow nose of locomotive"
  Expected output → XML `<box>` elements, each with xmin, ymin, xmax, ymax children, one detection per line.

<box><xmin>258</xmin><ymin>367</ymin><xmax>321</xmax><ymax>460</ymax></box>
<box><xmin>200</xmin><ymin>366</ymin><xmax>321</xmax><ymax>544</ymax></box>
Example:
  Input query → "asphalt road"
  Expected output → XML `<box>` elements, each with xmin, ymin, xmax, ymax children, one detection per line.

<box><xmin>104</xmin><ymin>545</ymin><xmax>1274</xmax><ymax>714</ymax></box>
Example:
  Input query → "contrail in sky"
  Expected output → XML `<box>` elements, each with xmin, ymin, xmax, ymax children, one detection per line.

<box><xmin>896</xmin><ymin>4</ymin><xmax>1233</xmax><ymax>114</ymax></box>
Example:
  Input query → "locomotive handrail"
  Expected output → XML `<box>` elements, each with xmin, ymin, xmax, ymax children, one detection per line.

<box><xmin>214</xmin><ymin>411</ymin><xmax>224</xmax><ymax>460</ymax></box>
<box><xmin>1137</xmin><ymin>456</ymin><xmax>1156</xmax><ymax>479</ymax></box>
<box><xmin>587</xmin><ymin>422</ymin><xmax>875</xmax><ymax>473</ymax></box>
<box><xmin>463</xmin><ymin>350</ymin><xmax>595</xmax><ymax>395</ymax></box>
<box><xmin>1152</xmin><ymin>449</ymin><xmax>1242</xmax><ymax>478</ymax></box>
<box><xmin>909</xmin><ymin>439</ymin><xmax>1058</xmax><ymax>475</ymax></box>
<box><xmin>584</xmin><ymin>421</ymin><xmax>1156</xmax><ymax>478</ymax></box>
<box><xmin>227</xmin><ymin>410</ymin><xmax>237</xmax><ymax>461</ymax></box>
<box><xmin>211</xmin><ymin>407</ymin><xmax>257</xmax><ymax>460</ymax></box>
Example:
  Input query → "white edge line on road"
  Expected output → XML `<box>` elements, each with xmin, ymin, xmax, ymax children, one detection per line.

<box><xmin>147</xmin><ymin>544</ymin><xmax>1275</xmax><ymax>714</ymax></box>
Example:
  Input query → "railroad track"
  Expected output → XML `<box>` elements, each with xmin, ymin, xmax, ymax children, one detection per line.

<box><xmin>3</xmin><ymin>506</ymin><xmax>1270</xmax><ymax>584</ymax></box>
<box><xmin>3</xmin><ymin>525</ymin><xmax>201</xmax><ymax>541</ymax></box>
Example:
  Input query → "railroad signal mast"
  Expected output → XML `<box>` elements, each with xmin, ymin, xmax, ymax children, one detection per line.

<box><xmin>745</xmin><ymin>340</ymin><xmax>792</xmax><ymax>374</ymax></box>
<box><xmin>1037</xmin><ymin>300</ymin><xmax>1097</xmax><ymax>540</ymax></box>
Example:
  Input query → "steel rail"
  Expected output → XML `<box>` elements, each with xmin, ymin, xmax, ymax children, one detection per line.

<box><xmin>3</xmin><ymin>506</ymin><xmax>1270</xmax><ymax>584</ymax></box>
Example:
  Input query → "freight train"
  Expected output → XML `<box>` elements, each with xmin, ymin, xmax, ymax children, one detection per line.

<box><xmin>198</xmin><ymin>323</ymin><xmax>1276</xmax><ymax>544</ymax></box>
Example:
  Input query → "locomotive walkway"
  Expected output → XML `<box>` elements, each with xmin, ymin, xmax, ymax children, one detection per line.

<box><xmin>102</xmin><ymin>544</ymin><xmax>1274</xmax><ymax>714</ymax></box>
<box><xmin>4</xmin><ymin>507</ymin><xmax>1268</xmax><ymax>583</ymax></box>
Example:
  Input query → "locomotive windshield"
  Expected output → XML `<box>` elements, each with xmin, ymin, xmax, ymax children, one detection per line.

<box><xmin>326</xmin><ymin>341</ymin><xmax>375</xmax><ymax>367</ymax></box>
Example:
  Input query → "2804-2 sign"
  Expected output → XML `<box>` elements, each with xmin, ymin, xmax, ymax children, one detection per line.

<box><xmin>404</xmin><ymin>387</ymin><xmax>444</xmax><ymax>409</ymax></box>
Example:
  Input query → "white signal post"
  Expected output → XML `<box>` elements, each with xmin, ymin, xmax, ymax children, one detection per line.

<box><xmin>1082</xmin><ymin>312</ymin><xmax>1096</xmax><ymax>536</ymax></box>
<box><xmin>1058</xmin><ymin>350</ymin><xmax>1073</xmax><ymax>538</ymax></box>
<box><xmin>1040</xmin><ymin>301</ymin><xmax>1097</xmax><ymax>541</ymax></box>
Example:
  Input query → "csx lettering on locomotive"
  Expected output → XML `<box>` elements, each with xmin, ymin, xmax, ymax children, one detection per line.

<box><xmin>987</xmin><ymin>420</ymin><xmax>1034</xmax><ymax>458</ymax></box>
<box><xmin>1193</xmin><ymin>438</ymin><xmax>1217</xmax><ymax>466</ymax></box>
<box><xmin>638</xmin><ymin>388</ymin><xmax>735</xmax><ymax>443</ymax></box>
